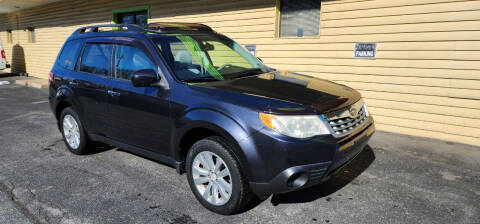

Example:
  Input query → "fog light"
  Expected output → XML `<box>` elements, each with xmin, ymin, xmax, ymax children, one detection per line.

<box><xmin>287</xmin><ymin>173</ymin><xmax>309</xmax><ymax>189</ymax></box>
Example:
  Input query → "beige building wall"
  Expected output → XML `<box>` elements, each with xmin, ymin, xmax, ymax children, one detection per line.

<box><xmin>0</xmin><ymin>0</ymin><xmax>479</xmax><ymax>146</ymax></box>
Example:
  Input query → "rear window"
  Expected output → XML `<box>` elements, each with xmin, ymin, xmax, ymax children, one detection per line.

<box><xmin>79</xmin><ymin>43</ymin><xmax>113</xmax><ymax>76</ymax></box>
<box><xmin>57</xmin><ymin>40</ymin><xmax>83</xmax><ymax>70</ymax></box>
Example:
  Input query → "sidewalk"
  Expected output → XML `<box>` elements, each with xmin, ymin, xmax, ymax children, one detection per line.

<box><xmin>14</xmin><ymin>77</ymin><xmax>49</xmax><ymax>89</ymax></box>
<box><xmin>0</xmin><ymin>72</ymin><xmax>48</xmax><ymax>89</ymax></box>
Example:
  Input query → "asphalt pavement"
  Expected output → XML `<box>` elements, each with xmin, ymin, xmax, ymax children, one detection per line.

<box><xmin>0</xmin><ymin>77</ymin><xmax>479</xmax><ymax>224</ymax></box>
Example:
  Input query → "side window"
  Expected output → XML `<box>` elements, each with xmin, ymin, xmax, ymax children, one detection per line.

<box><xmin>79</xmin><ymin>43</ymin><xmax>113</xmax><ymax>76</ymax></box>
<box><xmin>115</xmin><ymin>45</ymin><xmax>157</xmax><ymax>80</ymax></box>
<box><xmin>57</xmin><ymin>40</ymin><xmax>83</xmax><ymax>70</ymax></box>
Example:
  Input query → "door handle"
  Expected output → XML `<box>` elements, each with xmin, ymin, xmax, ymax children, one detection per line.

<box><xmin>107</xmin><ymin>90</ymin><xmax>121</xmax><ymax>97</ymax></box>
<box><xmin>69</xmin><ymin>80</ymin><xmax>79</xmax><ymax>86</ymax></box>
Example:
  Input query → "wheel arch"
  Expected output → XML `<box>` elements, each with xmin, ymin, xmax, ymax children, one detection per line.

<box><xmin>174</xmin><ymin>109</ymin><xmax>253</xmax><ymax>177</ymax></box>
<box><xmin>55</xmin><ymin>100</ymin><xmax>72</xmax><ymax>121</ymax></box>
<box><xmin>53</xmin><ymin>86</ymin><xmax>86</xmax><ymax>130</ymax></box>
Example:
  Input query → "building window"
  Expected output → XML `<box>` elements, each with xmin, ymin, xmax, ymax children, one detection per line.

<box><xmin>6</xmin><ymin>30</ymin><xmax>12</xmax><ymax>43</ymax></box>
<box><xmin>27</xmin><ymin>27</ymin><xmax>35</xmax><ymax>43</ymax></box>
<box><xmin>278</xmin><ymin>0</ymin><xmax>321</xmax><ymax>38</ymax></box>
<box><xmin>112</xmin><ymin>6</ymin><xmax>149</xmax><ymax>27</ymax></box>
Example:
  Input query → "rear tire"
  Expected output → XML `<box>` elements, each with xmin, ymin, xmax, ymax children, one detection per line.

<box><xmin>60</xmin><ymin>107</ymin><xmax>90</xmax><ymax>155</ymax></box>
<box><xmin>186</xmin><ymin>136</ymin><xmax>253</xmax><ymax>215</ymax></box>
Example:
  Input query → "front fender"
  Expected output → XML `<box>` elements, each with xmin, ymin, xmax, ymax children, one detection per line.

<box><xmin>173</xmin><ymin>108</ymin><xmax>260</xmax><ymax>179</ymax></box>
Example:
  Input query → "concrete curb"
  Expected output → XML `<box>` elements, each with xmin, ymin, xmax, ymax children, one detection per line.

<box><xmin>14</xmin><ymin>79</ymin><xmax>48</xmax><ymax>89</ymax></box>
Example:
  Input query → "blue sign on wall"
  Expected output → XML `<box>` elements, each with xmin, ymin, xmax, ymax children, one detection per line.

<box><xmin>244</xmin><ymin>44</ymin><xmax>257</xmax><ymax>56</ymax></box>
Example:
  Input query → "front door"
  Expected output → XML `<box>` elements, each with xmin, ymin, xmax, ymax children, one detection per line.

<box><xmin>105</xmin><ymin>38</ymin><xmax>170</xmax><ymax>154</ymax></box>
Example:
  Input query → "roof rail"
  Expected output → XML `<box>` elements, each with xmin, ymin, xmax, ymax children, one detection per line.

<box><xmin>72</xmin><ymin>22</ymin><xmax>214</xmax><ymax>35</ymax></box>
<box><xmin>146</xmin><ymin>22</ymin><xmax>213</xmax><ymax>33</ymax></box>
<box><xmin>73</xmin><ymin>24</ymin><xmax>145</xmax><ymax>35</ymax></box>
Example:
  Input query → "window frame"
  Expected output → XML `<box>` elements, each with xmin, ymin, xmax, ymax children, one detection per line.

<box><xmin>76</xmin><ymin>41</ymin><xmax>114</xmax><ymax>77</ymax></box>
<box><xmin>56</xmin><ymin>39</ymin><xmax>83</xmax><ymax>70</ymax></box>
<box><xmin>112</xmin><ymin>6</ymin><xmax>150</xmax><ymax>26</ymax></box>
<box><xmin>27</xmin><ymin>27</ymin><xmax>36</xmax><ymax>43</ymax></box>
<box><xmin>6</xmin><ymin>30</ymin><xmax>12</xmax><ymax>44</ymax></box>
<box><xmin>113</xmin><ymin>43</ymin><xmax>159</xmax><ymax>81</ymax></box>
<box><xmin>275</xmin><ymin>0</ymin><xmax>322</xmax><ymax>39</ymax></box>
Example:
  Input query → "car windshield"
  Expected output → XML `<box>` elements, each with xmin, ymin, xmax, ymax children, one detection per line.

<box><xmin>150</xmin><ymin>32</ymin><xmax>270</xmax><ymax>82</ymax></box>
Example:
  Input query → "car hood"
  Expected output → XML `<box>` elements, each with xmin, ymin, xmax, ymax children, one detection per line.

<box><xmin>191</xmin><ymin>71</ymin><xmax>362</xmax><ymax>114</ymax></box>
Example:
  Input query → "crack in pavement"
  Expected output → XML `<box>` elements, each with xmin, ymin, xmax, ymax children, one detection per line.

<box><xmin>0</xmin><ymin>178</ymin><xmax>44</xmax><ymax>224</ymax></box>
<box><xmin>41</xmin><ymin>139</ymin><xmax>64</xmax><ymax>151</ymax></box>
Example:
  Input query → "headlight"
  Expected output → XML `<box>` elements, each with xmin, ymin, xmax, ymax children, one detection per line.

<box><xmin>363</xmin><ymin>103</ymin><xmax>369</xmax><ymax>117</ymax></box>
<box><xmin>259</xmin><ymin>113</ymin><xmax>331</xmax><ymax>139</ymax></box>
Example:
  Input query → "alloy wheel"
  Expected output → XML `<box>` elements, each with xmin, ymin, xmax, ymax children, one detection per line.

<box><xmin>192</xmin><ymin>151</ymin><xmax>232</xmax><ymax>206</ymax></box>
<box><xmin>62</xmin><ymin>114</ymin><xmax>80</xmax><ymax>149</ymax></box>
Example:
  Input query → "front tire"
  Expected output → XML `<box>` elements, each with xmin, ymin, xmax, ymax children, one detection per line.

<box><xmin>186</xmin><ymin>136</ymin><xmax>252</xmax><ymax>215</ymax></box>
<box><xmin>60</xmin><ymin>107</ymin><xmax>90</xmax><ymax>155</ymax></box>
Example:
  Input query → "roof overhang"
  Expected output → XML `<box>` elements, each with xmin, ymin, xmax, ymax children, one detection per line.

<box><xmin>0</xmin><ymin>0</ymin><xmax>61</xmax><ymax>14</ymax></box>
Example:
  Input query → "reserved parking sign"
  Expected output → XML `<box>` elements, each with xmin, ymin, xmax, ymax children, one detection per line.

<box><xmin>354</xmin><ymin>43</ymin><xmax>377</xmax><ymax>59</ymax></box>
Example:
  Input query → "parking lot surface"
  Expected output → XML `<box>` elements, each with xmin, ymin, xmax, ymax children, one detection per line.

<box><xmin>0</xmin><ymin>78</ymin><xmax>479</xmax><ymax>224</ymax></box>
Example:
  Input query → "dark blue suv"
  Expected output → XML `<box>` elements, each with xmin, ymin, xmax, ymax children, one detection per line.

<box><xmin>49</xmin><ymin>23</ymin><xmax>375</xmax><ymax>214</ymax></box>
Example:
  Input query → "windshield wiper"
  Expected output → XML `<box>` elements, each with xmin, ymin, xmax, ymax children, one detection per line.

<box><xmin>231</xmin><ymin>68</ymin><xmax>265</xmax><ymax>79</ymax></box>
<box><xmin>181</xmin><ymin>77</ymin><xmax>220</xmax><ymax>83</ymax></box>
<box><xmin>182</xmin><ymin>69</ymin><xmax>265</xmax><ymax>82</ymax></box>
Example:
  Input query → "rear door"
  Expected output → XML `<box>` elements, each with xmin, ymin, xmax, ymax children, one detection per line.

<box><xmin>72</xmin><ymin>37</ymin><xmax>114</xmax><ymax>135</ymax></box>
<box><xmin>105</xmin><ymin>37</ymin><xmax>170</xmax><ymax>153</ymax></box>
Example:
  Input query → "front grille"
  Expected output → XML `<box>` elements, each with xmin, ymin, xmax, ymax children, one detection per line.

<box><xmin>327</xmin><ymin>103</ymin><xmax>368</xmax><ymax>137</ymax></box>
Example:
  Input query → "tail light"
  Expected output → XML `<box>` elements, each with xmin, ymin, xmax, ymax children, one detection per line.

<box><xmin>1</xmin><ymin>50</ymin><xmax>5</xmax><ymax>59</ymax></box>
<box><xmin>49</xmin><ymin>72</ymin><xmax>54</xmax><ymax>82</ymax></box>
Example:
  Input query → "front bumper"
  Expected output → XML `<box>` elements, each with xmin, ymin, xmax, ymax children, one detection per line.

<box><xmin>248</xmin><ymin>119</ymin><xmax>375</xmax><ymax>196</ymax></box>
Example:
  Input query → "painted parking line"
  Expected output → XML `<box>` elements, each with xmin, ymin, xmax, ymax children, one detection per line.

<box><xmin>31</xmin><ymin>100</ymin><xmax>49</xmax><ymax>104</ymax></box>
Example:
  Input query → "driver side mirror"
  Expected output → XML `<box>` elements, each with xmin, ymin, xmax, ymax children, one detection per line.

<box><xmin>131</xmin><ymin>69</ymin><xmax>159</xmax><ymax>87</ymax></box>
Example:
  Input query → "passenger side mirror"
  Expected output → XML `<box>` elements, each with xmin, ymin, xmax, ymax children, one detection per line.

<box><xmin>131</xmin><ymin>69</ymin><xmax>160</xmax><ymax>87</ymax></box>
